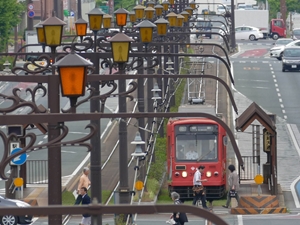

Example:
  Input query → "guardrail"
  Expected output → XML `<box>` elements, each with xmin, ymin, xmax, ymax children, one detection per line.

<box><xmin>26</xmin><ymin>160</ymin><xmax>48</xmax><ymax>184</ymax></box>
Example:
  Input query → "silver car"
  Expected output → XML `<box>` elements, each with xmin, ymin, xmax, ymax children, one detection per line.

<box><xmin>269</xmin><ymin>38</ymin><xmax>295</xmax><ymax>60</ymax></box>
<box><xmin>270</xmin><ymin>39</ymin><xmax>300</xmax><ymax>60</ymax></box>
<box><xmin>235</xmin><ymin>26</ymin><xmax>264</xmax><ymax>41</ymax></box>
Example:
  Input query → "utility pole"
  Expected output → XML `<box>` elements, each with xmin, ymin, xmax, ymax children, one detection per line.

<box><xmin>280</xmin><ymin>0</ymin><xmax>287</xmax><ymax>22</ymax></box>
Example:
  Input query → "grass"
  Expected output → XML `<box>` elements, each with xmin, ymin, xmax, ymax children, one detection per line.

<box><xmin>62</xmin><ymin>189</ymin><xmax>112</xmax><ymax>205</ymax></box>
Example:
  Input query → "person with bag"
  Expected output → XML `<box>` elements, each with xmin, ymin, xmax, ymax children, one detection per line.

<box><xmin>192</xmin><ymin>165</ymin><xmax>208</xmax><ymax>209</ymax></box>
<box><xmin>169</xmin><ymin>192</ymin><xmax>188</xmax><ymax>225</ymax></box>
<box><xmin>222</xmin><ymin>164</ymin><xmax>240</xmax><ymax>208</ymax></box>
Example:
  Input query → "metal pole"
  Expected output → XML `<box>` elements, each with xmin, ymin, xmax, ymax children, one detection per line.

<box><xmin>90</xmin><ymin>32</ymin><xmax>102</xmax><ymax>225</ymax></box>
<box><xmin>77</xmin><ymin>0</ymin><xmax>82</xmax><ymax>19</ymax></box>
<box><xmin>27</xmin><ymin>0</ymin><xmax>33</xmax><ymax>30</ymax></box>
<box><xmin>118</xmin><ymin>63</ymin><xmax>130</xmax><ymax>204</ymax></box>
<box><xmin>48</xmin><ymin>47</ymin><xmax>62</xmax><ymax>225</ymax></box>
<box><xmin>230</xmin><ymin>0</ymin><xmax>236</xmax><ymax>49</ymax></box>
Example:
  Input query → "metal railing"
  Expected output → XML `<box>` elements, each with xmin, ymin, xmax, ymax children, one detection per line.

<box><xmin>26</xmin><ymin>160</ymin><xmax>48</xmax><ymax>184</ymax></box>
<box><xmin>239</xmin><ymin>156</ymin><xmax>259</xmax><ymax>181</ymax></box>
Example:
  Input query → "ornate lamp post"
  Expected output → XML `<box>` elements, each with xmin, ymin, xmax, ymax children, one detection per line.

<box><xmin>74</xmin><ymin>18</ymin><xmax>88</xmax><ymax>43</ymax></box>
<box><xmin>53</xmin><ymin>52</ymin><xmax>93</xmax><ymax>112</ymax></box>
<box><xmin>114</xmin><ymin>8</ymin><xmax>129</xmax><ymax>32</ymax></box>
<box><xmin>35</xmin><ymin>21</ymin><xmax>46</xmax><ymax>53</ymax></box>
<box><xmin>134</xmin><ymin>5</ymin><xmax>146</xmax><ymax>21</ymax></box>
<box><xmin>103</xmin><ymin>14</ymin><xmax>113</xmax><ymax>29</ymax></box>
<box><xmin>108</xmin><ymin>32</ymin><xmax>134</xmax><ymax>204</ymax></box>
<box><xmin>145</xmin><ymin>7</ymin><xmax>155</xmax><ymax>21</ymax></box>
<box><xmin>154</xmin><ymin>5</ymin><xmax>164</xmax><ymax>18</ymax></box>
<box><xmin>87</xmin><ymin>7</ymin><xmax>104</xmax><ymax>52</ymax></box>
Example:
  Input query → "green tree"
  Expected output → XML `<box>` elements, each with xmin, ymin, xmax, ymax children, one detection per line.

<box><xmin>114</xmin><ymin>0</ymin><xmax>137</xmax><ymax>11</ymax></box>
<box><xmin>0</xmin><ymin>0</ymin><xmax>25</xmax><ymax>52</ymax></box>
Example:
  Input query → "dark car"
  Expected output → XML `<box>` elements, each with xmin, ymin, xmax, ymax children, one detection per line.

<box><xmin>282</xmin><ymin>46</ymin><xmax>300</xmax><ymax>72</ymax></box>
<box><xmin>0</xmin><ymin>196</ymin><xmax>32</xmax><ymax>225</ymax></box>
<box><xmin>292</xmin><ymin>28</ymin><xmax>300</xmax><ymax>40</ymax></box>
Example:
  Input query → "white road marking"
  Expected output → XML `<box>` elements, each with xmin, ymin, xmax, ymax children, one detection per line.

<box><xmin>237</xmin><ymin>215</ymin><xmax>243</xmax><ymax>225</ymax></box>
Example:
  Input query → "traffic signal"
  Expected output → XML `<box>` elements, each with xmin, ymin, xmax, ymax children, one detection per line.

<box><xmin>263</xmin><ymin>128</ymin><xmax>271</xmax><ymax>152</ymax></box>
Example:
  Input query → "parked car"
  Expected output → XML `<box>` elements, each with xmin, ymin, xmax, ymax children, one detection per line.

<box><xmin>0</xmin><ymin>196</ymin><xmax>32</xmax><ymax>225</ymax></box>
<box><xmin>235</xmin><ymin>26</ymin><xmax>264</xmax><ymax>41</ymax></box>
<box><xmin>270</xmin><ymin>39</ymin><xmax>300</xmax><ymax>60</ymax></box>
<box><xmin>282</xmin><ymin>46</ymin><xmax>300</xmax><ymax>72</ymax></box>
<box><xmin>292</xmin><ymin>28</ymin><xmax>300</xmax><ymax>40</ymax></box>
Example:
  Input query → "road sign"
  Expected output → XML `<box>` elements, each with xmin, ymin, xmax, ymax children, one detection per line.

<box><xmin>14</xmin><ymin>178</ymin><xmax>24</xmax><ymax>187</ymax></box>
<box><xmin>28</xmin><ymin>4</ymin><xmax>34</xmax><ymax>10</ymax></box>
<box><xmin>70</xmin><ymin>10</ymin><xmax>75</xmax><ymax>17</ymax></box>
<box><xmin>10</xmin><ymin>148</ymin><xmax>27</xmax><ymax>166</ymax></box>
<box><xmin>28</xmin><ymin>10</ymin><xmax>35</xmax><ymax>18</ymax></box>
<box><xmin>254</xmin><ymin>174</ymin><xmax>264</xmax><ymax>185</ymax></box>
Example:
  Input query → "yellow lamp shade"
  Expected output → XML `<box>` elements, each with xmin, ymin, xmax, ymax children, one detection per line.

<box><xmin>129</xmin><ymin>13</ymin><xmax>136</xmax><ymax>23</ymax></box>
<box><xmin>108</xmin><ymin>33</ymin><xmax>134</xmax><ymax>63</ymax></box>
<box><xmin>162</xmin><ymin>1</ymin><xmax>169</xmax><ymax>11</ymax></box>
<box><xmin>166</xmin><ymin>12</ymin><xmax>177</xmax><ymax>27</ymax></box>
<box><xmin>185</xmin><ymin>6</ymin><xmax>193</xmax><ymax>15</ymax></box>
<box><xmin>75</xmin><ymin>20</ymin><xmax>87</xmax><ymax>36</ymax></box>
<box><xmin>87</xmin><ymin>7</ymin><xmax>104</xmax><ymax>31</ymax></box>
<box><xmin>145</xmin><ymin>7</ymin><xmax>155</xmax><ymax>20</ymax></box>
<box><xmin>169</xmin><ymin>0</ymin><xmax>175</xmax><ymax>5</ymax></box>
<box><xmin>180</xmin><ymin>11</ymin><xmax>190</xmax><ymax>22</ymax></box>
<box><xmin>134</xmin><ymin>5</ymin><xmax>145</xmax><ymax>19</ymax></box>
<box><xmin>140</xmin><ymin>27</ymin><xmax>153</xmax><ymax>43</ymax></box>
<box><xmin>189</xmin><ymin>0</ymin><xmax>196</xmax><ymax>9</ymax></box>
<box><xmin>157</xmin><ymin>23</ymin><xmax>167</xmax><ymax>36</ymax></box>
<box><xmin>111</xmin><ymin>42</ymin><xmax>130</xmax><ymax>63</ymax></box>
<box><xmin>154</xmin><ymin>18</ymin><xmax>169</xmax><ymax>36</ymax></box>
<box><xmin>42</xmin><ymin>16</ymin><xmax>66</xmax><ymax>47</ymax></box>
<box><xmin>59</xmin><ymin>67</ymin><xmax>86</xmax><ymax>96</ymax></box>
<box><xmin>103</xmin><ymin>14</ymin><xmax>112</xmax><ymax>29</ymax></box>
<box><xmin>37</xmin><ymin>27</ymin><xmax>45</xmax><ymax>44</ymax></box>
<box><xmin>44</xmin><ymin>25</ymin><xmax>63</xmax><ymax>46</ymax></box>
<box><xmin>147</xmin><ymin>1</ymin><xmax>155</xmax><ymax>8</ymax></box>
<box><xmin>155</xmin><ymin>6</ymin><xmax>163</xmax><ymax>17</ymax></box>
<box><xmin>89</xmin><ymin>14</ymin><xmax>102</xmax><ymax>31</ymax></box>
<box><xmin>177</xmin><ymin>15</ymin><xmax>184</xmax><ymax>27</ymax></box>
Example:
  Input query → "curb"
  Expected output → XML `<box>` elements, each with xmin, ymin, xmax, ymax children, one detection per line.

<box><xmin>231</xmin><ymin>207</ymin><xmax>287</xmax><ymax>214</ymax></box>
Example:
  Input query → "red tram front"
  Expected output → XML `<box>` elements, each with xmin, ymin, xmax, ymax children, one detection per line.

<box><xmin>167</xmin><ymin>118</ymin><xmax>227</xmax><ymax>200</ymax></box>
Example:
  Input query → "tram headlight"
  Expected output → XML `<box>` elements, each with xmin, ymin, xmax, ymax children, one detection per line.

<box><xmin>182</xmin><ymin>171</ymin><xmax>188</xmax><ymax>177</ymax></box>
<box><xmin>206</xmin><ymin>171</ymin><xmax>212</xmax><ymax>177</ymax></box>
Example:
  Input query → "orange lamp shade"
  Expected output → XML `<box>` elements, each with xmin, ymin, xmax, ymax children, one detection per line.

<box><xmin>59</xmin><ymin>67</ymin><xmax>86</xmax><ymax>97</ymax></box>
<box><xmin>44</xmin><ymin>25</ymin><xmax>63</xmax><ymax>46</ymax></box>
<box><xmin>88</xmin><ymin>14</ymin><xmax>102</xmax><ymax>31</ymax></box>
<box><xmin>116</xmin><ymin>13</ymin><xmax>127</xmax><ymax>26</ymax></box>
<box><xmin>103</xmin><ymin>17</ymin><xmax>112</xmax><ymax>29</ymax></box>
<box><xmin>111</xmin><ymin>42</ymin><xmax>130</xmax><ymax>63</ymax></box>
<box><xmin>155</xmin><ymin>7</ymin><xmax>163</xmax><ymax>16</ymax></box>
<box><xmin>140</xmin><ymin>27</ymin><xmax>153</xmax><ymax>43</ymax></box>
<box><xmin>135</xmin><ymin>8</ymin><xmax>144</xmax><ymax>19</ymax></box>
<box><xmin>36</xmin><ymin>27</ymin><xmax>45</xmax><ymax>44</ymax></box>
<box><xmin>75</xmin><ymin>23</ymin><xmax>87</xmax><ymax>36</ymax></box>
<box><xmin>156</xmin><ymin>23</ymin><xmax>168</xmax><ymax>36</ymax></box>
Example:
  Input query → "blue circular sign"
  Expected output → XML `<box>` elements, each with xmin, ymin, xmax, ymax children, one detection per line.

<box><xmin>11</xmin><ymin>148</ymin><xmax>27</xmax><ymax>166</ymax></box>
<box><xmin>70</xmin><ymin>11</ymin><xmax>75</xmax><ymax>17</ymax></box>
<box><xmin>28</xmin><ymin>10</ymin><xmax>35</xmax><ymax>18</ymax></box>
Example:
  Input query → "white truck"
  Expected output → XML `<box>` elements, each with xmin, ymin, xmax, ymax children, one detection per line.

<box><xmin>235</xmin><ymin>9</ymin><xmax>287</xmax><ymax>39</ymax></box>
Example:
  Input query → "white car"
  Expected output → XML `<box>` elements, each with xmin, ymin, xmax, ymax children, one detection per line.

<box><xmin>270</xmin><ymin>39</ymin><xmax>300</xmax><ymax>60</ymax></box>
<box><xmin>235</xmin><ymin>26</ymin><xmax>264</xmax><ymax>41</ymax></box>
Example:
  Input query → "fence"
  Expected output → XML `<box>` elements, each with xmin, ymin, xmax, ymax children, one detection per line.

<box><xmin>239</xmin><ymin>156</ymin><xmax>259</xmax><ymax>181</ymax></box>
<box><xmin>26</xmin><ymin>159</ymin><xmax>48</xmax><ymax>184</ymax></box>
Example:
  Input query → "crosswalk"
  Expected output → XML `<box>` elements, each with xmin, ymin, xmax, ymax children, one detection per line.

<box><xmin>0</xmin><ymin>188</ymin><xmax>5</xmax><ymax>196</ymax></box>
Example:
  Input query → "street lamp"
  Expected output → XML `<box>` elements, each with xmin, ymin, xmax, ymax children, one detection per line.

<box><xmin>133</xmin><ymin>5</ymin><xmax>145</xmax><ymax>20</ymax></box>
<box><xmin>177</xmin><ymin>14</ymin><xmax>185</xmax><ymax>27</ymax></box>
<box><xmin>162</xmin><ymin>0</ymin><xmax>170</xmax><ymax>12</ymax></box>
<box><xmin>184</xmin><ymin>6</ymin><xmax>193</xmax><ymax>16</ymax></box>
<box><xmin>154</xmin><ymin>18</ymin><xmax>169</xmax><ymax>37</ymax></box>
<box><xmin>108</xmin><ymin>32</ymin><xmax>134</xmax><ymax>205</ymax></box>
<box><xmin>154</xmin><ymin>5</ymin><xmax>164</xmax><ymax>18</ymax></box>
<box><xmin>103</xmin><ymin>14</ymin><xmax>113</xmax><ymax>29</ymax></box>
<box><xmin>135</xmin><ymin>20</ymin><xmax>157</xmax><ymax>46</ymax></box>
<box><xmin>166</xmin><ymin>12</ymin><xmax>178</xmax><ymax>28</ymax></box>
<box><xmin>53</xmin><ymin>52</ymin><xmax>93</xmax><ymax>111</ymax></box>
<box><xmin>87</xmin><ymin>7</ymin><xmax>104</xmax><ymax>52</ymax></box>
<box><xmin>146</xmin><ymin>1</ymin><xmax>155</xmax><ymax>8</ymax></box>
<box><xmin>114</xmin><ymin>8</ymin><xmax>129</xmax><ymax>31</ymax></box>
<box><xmin>180</xmin><ymin>11</ymin><xmax>190</xmax><ymax>23</ymax></box>
<box><xmin>189</xmin><ymin>0</ymin><xmax>196</xmax><ymax>10</ymax></box>
<box><xmin>129</xmin><ymin>11</ymin><xmax>136</xmax><ymax>24</ymax></box>
<box><xmin>144</xmin><ymin>7</ymin><xmax>155</xmax><ymax>20</ymax></box>
<box><xmin>74</xmin><ymin>18</ymin><xmax>88</xmax><ymax>43</ymax></box>
<box><xmin>34</xmin><ymin>21</ymin><xmax>46</xmax><ymax>53</ymax></box>
<box><xmin>42</xmin><ymin>16</ymin><xmax>66</xmax><ymax>52</ymax></box>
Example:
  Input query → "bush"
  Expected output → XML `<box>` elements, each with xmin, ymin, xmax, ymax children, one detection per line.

<box><xmin>0</xmin><ymin>56</ymin><xmax>14</xmax><ymax>71</ymax></box>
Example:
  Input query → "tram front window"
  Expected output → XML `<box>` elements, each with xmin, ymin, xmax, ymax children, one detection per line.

<box><xmin>176</xmin><ymin>134</ymin><xmax>218</xmax><ymax>161</ymax></box>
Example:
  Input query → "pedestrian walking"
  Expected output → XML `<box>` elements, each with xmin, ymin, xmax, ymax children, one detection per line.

<box><xmin>170</xmin><ymin>192</ymin><xmax>188</xmax><ymax>225</ymax></box>
<box><xmin>192</xmin><ymin>165</ymin><xmax>208</xmax><ymax>209</ymax></box>
<box><xmin>79</xmin><ymin>187</ymin><xmax>91</xmax><ymax>225</ymax></box>
<box><xmin>222</xmin><ymin>164</ymin><xmax>240</xmax><ymax>208</ymax></box>
<box><xmin>75</xmin><ymin>167</ymin><xmax>91</xmax><ymax>205</ymax></box>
